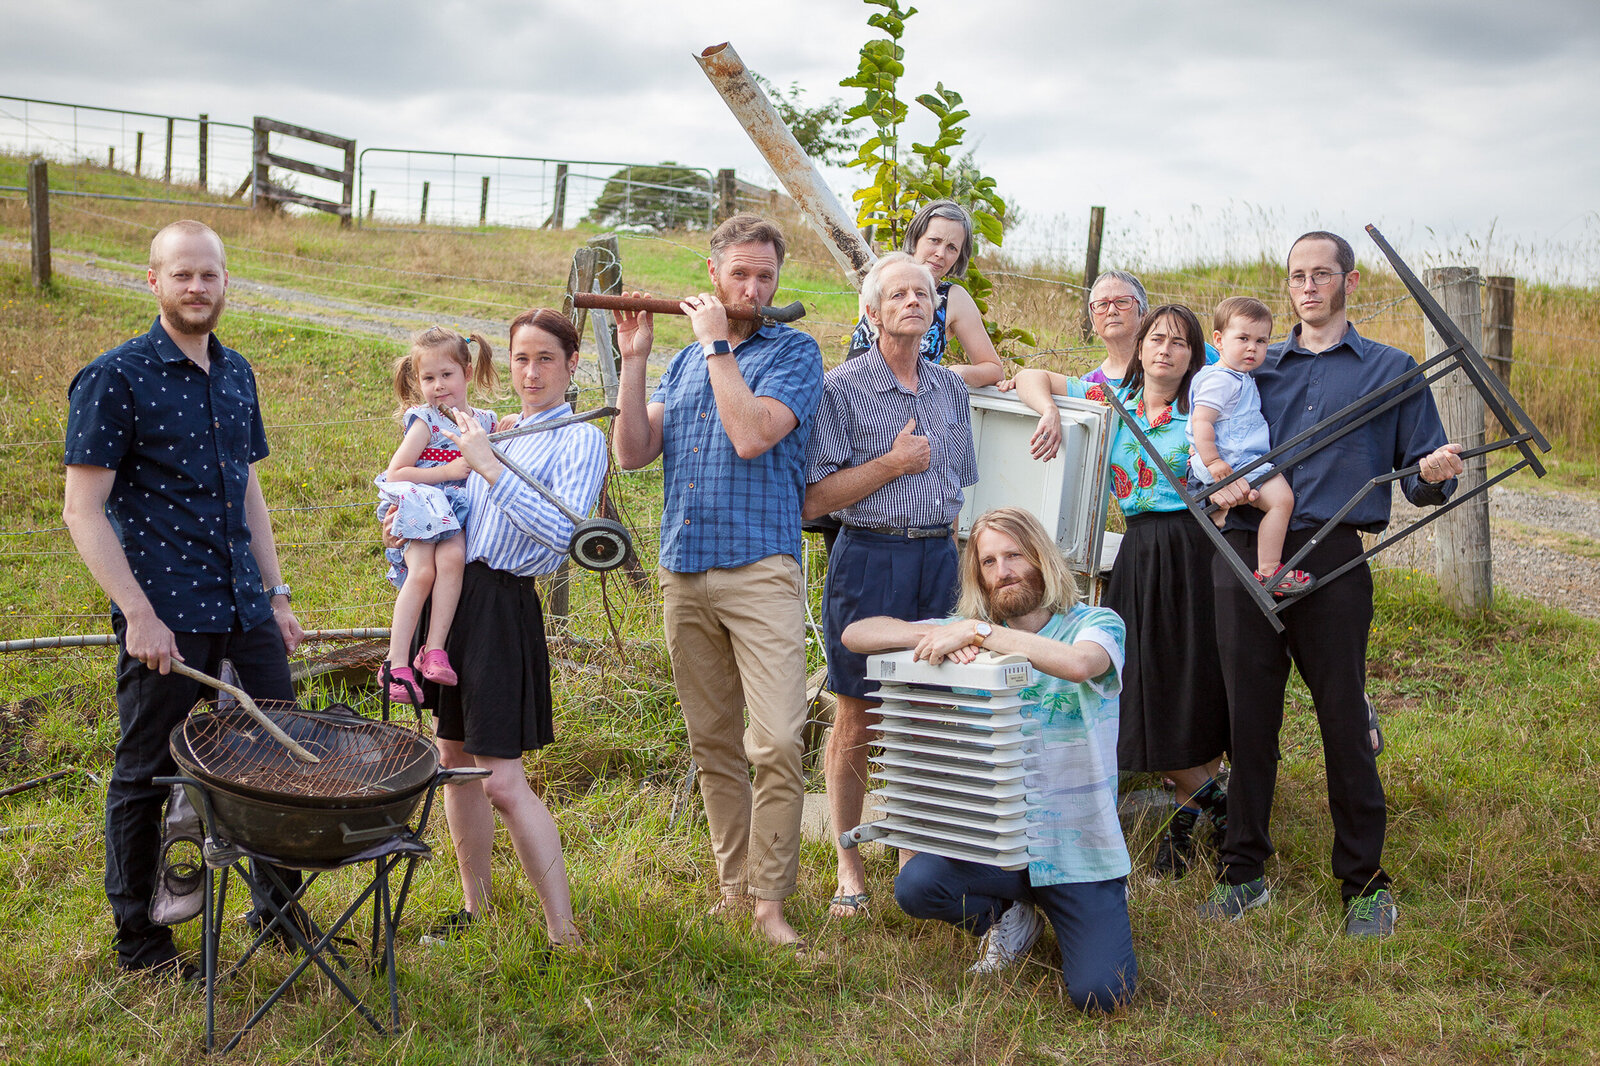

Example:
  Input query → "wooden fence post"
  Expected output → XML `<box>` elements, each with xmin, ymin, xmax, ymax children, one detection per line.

<box><xmin>479</xmin><ymin>175</ymin><xmax>490</xmax><ymax>226</ymax></box>
<box><xmin>716</xmin><ymin>168</ymin><xmax>737</xmax><ymax>223</ymax></box>
<box><xmin>1483</xmin><ymin>276</ymin><xmax>1515</xmax><ymax>388</ymax></box>
<box><xmin>1424</xmin><ymin>266</ymin><xmax>1492</xmax><ymax>613</ymax></box>
<box><xmin>198</xmin><ymin>113</ymin><xmax>208</xmax><ymax>189</ymax></box>
<box><xmin>544</xmin><ymin>163</ymin><xmax>569</xmax><ymax>230</ymax></box>
<box><xmin>27</xmin><ymin>160</ymin><xmax>50</xmax><ymax>289</ymax></box>
<box><xmin>163</xmin><ymin>117</ymin><xmax>174</xmax><ymax>183</ymax></box>
<box><xmin>250</xmin><ymin>117</ymin><xmax>269</xmax><ymax>213</ymax></box>
<box><xmin>1081</xmin><ymin>206</ymin><xmax>1105</xmax><ymax>339</ymax></box>
<box><xmin>587</xmin><ymin>233</ymin><xmax>624</xmax><ymax>404</ymax></box>
<box><xmin>419</xmin><ymin>181</ymin><xmax>429</xmax><ymax>223</ymax></box>
<box><xmin>367</xmin><ymin>189</ymin><xmax>376</xmax><ymax>221</ymax></box>
<box><xmin>135</xmin><ymin>131</ymin><xmax>144</xmax><ymax>176</ymax></box>
<box><xmin>107</xmin><ymin>146</ymin><xmax>115</xmax><ymax>170</ymax></box>
<box><xmin>339</xmin><ymin>139</ymin><xmax>355</xmax><ymax>229</ymax></box>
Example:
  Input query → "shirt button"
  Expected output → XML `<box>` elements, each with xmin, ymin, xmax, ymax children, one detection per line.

<box><xmin>692</xmin><ymin>446</ymin><xmax>699</xmax><ymax>453</ymax></box>
<box><xmin>688</xmin><ymin>482</ymin><xmax>694</xmax><ymax>489</ymax></box>
<box><xmin>684</xmin><ymin>519</ymin><xmax>691</xmax><ymax>525</ymax></box>
<box><xmin>699</xmin><ymin>412</ymin><xmax>707</xmax><ymax>419</ymax></box>
<box><xmin>1307</xmin><ymin>405</ymin><xmax>1314</xmax><ymax>411</ymax></box>
<box><xmin>226</xmin><ymin>502</ymin><xmax>232</xmax><ymax>509</ymax></box>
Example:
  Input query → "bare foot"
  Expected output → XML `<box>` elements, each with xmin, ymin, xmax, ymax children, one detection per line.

<box><xmin>709</xmin><ymin>894</ymin><xmax>747</xmax><ymax>918</ymax></box>
<box><xmin>827</xmin><ymin>890</ymin><xmax>870</xmax><ymax>919</ymax></box>
<box><xmin>751</xmin><ymin>899</ymin><xmax>803</xmax><ymax>946</ymax></box>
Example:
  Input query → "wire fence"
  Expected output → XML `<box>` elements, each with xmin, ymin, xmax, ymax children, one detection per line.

<box><xmin>4</xmin><ymin>190</ymin><xmax>1599</xmax><ymax>718</ymax></box>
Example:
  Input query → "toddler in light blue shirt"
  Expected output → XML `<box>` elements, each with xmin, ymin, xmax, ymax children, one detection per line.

<box><xmin>1187</xmin><ymin>297</ymin><xmax>1312</xmax><ymax>597</ymax></box>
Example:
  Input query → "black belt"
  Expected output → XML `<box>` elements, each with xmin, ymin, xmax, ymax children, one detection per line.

<box><xmin>843</xmin><ymin>523</ymin><xmax>953</xmax><ymax>540</ymax></box>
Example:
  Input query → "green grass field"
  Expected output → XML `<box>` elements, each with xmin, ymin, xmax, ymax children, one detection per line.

<box><xmin>1</xmin><ymin>168</ymin><xmax>1598</xmax><ymax>1064</ymax></box>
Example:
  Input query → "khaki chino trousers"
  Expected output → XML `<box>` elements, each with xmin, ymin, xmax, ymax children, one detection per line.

<box><xmin>660</xmin><ymin>554</ymin><xmax>808</xmax><ymax>900</ymax></box>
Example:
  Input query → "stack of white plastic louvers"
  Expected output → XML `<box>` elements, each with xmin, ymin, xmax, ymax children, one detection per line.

<box><xmin>839</xmin><ymin>650</ymin><xmax>1039</xmax><ymax>870</ymax></box>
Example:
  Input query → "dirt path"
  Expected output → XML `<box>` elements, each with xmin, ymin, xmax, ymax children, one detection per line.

<box><xmin>25</xmin><ymin>243</ymin><xmax>1599</xmax><ymax>619</ymax></box>
<box><xmin>1382</xmin><ymin>482</ymin><xmax>1600</xmax><ymax>619</ymax></box>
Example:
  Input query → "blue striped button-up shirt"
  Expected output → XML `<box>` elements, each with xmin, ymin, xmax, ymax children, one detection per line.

<box><xmin>805</xmin><ymin>347</ymin><xmax>978</xmax><ymax>527</ymax></box>
<box><xmin>462</xmin><ymin>403</ymin><xmax>608</xmax><ymax>576</ymax></box>
<box><xmin>650</xmin><ymin>323</ymin><xmax>823</xmax><ymax>573</ymax></box>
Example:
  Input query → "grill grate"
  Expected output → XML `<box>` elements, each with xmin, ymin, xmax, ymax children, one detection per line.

<box><xmin>181</xmin><ymin>701</ymin><xmax>434</xmax><ymax>800</ymax></box>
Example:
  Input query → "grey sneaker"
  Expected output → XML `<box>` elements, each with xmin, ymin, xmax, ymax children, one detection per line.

<box><xmin>1196</xmin><ymin>877</ymin><xmax>1270</xmax><ymax>921</ymax></box>
<box><xmin>968</xmin><ymin>901</ymin><xmax>1045</xmax><ymax>974</ymax></box>
<box><xmin>1344</xmin><ymin>889</ymin><xmax>1398</xmax><ymax>937</ymax></box>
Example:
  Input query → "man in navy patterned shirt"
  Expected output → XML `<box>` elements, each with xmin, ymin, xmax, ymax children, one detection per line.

<box><xmin>803</xmin><ymin>252</ymin><xmax>978</xmax><ymax>919</ymax></box>
<box><xmin>64</xmin><ymin>220</ymin><xmax>305</xmax><ymax>979</ymax></box>
<box><xmin>614</xmin><ymin>214</ymin><xmax>822</xmax><ymax>948</ymax></box>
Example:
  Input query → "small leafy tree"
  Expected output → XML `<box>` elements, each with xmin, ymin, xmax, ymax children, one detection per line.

<box><xmin>751</xmin><ymin>74</ymin><xmax>859</xmax><ymax>167</ymax></box>
<box><xmin>839</xmin><ymin>0</ymin><xmax>1034</xmax><ymax>355</ymax></box>
<box><xmin>584</xmin><ymin>163</ymin><xmax>712</xmax><ymax>230</ymax></box>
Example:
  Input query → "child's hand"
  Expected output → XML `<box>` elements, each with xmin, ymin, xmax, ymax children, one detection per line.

<box><xmin>1206</xmin><ymin>457</ymin><xmax>1235</xmax><ymax>481</ymax></box>
<box><xmin>995</xmin><ymin>376</ymin><xmax>1018</xmax><ymax>393</ymax></box>
<box><xmin>1029</xmin><ymin>411</ymin><xmax>1061</xmax><ymax>461</ymax></box>
<box><xmin>495</xmin><ymin>415</ymin><xmax>519</xmax><ymax>434</ymax></box>
<box><xmin>440</xmin><ymin>456</ymin><xmax>471</xmax><ymax>480</ymax></box>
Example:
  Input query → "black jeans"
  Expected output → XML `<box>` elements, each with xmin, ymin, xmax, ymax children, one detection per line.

<box><xmin>106</xmin><ymin>617</ymin><xmax>296</xmax><ymax>968</ymax></box>
<box><xmin>1211</xmin><ymin>525</ymin><xmax>1389</xmax><ymax>902</ymax></box>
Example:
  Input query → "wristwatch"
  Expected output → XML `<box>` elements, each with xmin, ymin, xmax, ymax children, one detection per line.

<box><xmin>267</xmin><ymin>584</ymin><xmax>292</xmax><ymax>602</ymax></box>
<box><xmin>708</xmin><ymin>339</ymin><xmax>733</xmax><ymax>356</ymax></box>
<box><xmin>972</xmin><ymin>621</ymin><xmax>992</xmax><ymax>647</ymax></box>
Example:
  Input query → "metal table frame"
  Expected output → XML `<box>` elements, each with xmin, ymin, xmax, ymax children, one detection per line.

<box><xmin>1102</xmin><ymin>224</ymin><xmax>1551</xmax><ymax>632</ymax></box>
<box><xmin>154</xmin><ymin>765</ymin><xmax>484</xmax><ymax>1054</ymax></box>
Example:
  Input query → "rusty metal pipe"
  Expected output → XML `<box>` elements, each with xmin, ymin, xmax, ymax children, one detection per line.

<box><xmin>696</xmin><ymin>41</ymin><xmax>876</xmax><ymax>289</ymax></box>
<box><xmin>572</xmin><ymin>292</ymin><xmax>806</xmax><ymax>324</ymax></box>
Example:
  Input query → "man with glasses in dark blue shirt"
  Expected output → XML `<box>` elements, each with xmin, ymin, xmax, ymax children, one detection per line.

<box><xmin>64</xmin><ymin>220</ymin><xmax>305</xmax><ymax>979</ymax></box>
<box><xmin>1199</xmin><ymin>231</ymin><xmax>1464</xmax><ymax>938</ymax></box>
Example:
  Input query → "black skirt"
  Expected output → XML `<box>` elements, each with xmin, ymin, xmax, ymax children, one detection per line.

<box><xmin>415</xmin><ymin>560</ymin><xmax>555</xmax><ymax>759</ymax></box>
<box><xmin>1105</xmin><ymin>510</ymin><xmax>1229</xmax><ymax>772</ymax></box>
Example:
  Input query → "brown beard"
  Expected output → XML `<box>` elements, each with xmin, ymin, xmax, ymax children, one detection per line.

<box><xmin>161</xmin><ymin>292</ymin><xmax>226</xmax><ymax>336</ymax></box>
<box><xmin>987</xmin><ymin>568</ymin><xmax>1046</xmax><ymax>622</ymax></box>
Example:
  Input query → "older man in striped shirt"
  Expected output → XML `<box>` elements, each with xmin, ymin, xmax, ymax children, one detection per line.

<box><xmin>804</xmin><ymin>251</ymin><xmax>979</xmax><ymax>920</ymax></box>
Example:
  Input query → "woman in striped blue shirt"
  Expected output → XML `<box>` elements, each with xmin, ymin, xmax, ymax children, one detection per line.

<box><xmin>405</xmin><ymin>307</ymin><xmax>609</xmax><ymax>947</ymax></box>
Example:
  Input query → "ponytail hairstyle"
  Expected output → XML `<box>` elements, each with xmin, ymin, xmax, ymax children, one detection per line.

<box><xmin>392</xmin><ymin>325</ymin><xmax>497</xmax><ymax>418</ymax></box>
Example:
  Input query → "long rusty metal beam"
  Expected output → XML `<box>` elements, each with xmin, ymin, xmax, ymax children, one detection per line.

<box><xmin>696</xmin><ymin>41</ymin><xmax>876</xmax><ymax>289</ymax></box>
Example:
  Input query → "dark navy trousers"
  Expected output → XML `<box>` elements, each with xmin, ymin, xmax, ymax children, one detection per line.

<box><xmin>895</xmin><ymin>853</ymin><xmax>1137</xmax><ymax>1012</ymax></box>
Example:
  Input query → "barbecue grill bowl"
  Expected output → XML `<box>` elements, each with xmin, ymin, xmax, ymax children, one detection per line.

<box><xmin>169</xmin><ymin>703</ymin><xmax>439</xmax><ymax>865</ymax></box>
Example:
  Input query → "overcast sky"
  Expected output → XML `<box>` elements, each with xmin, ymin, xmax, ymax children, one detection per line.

<box><xmin>7</xmin><ymin>0</ymin><xmax>1598</xmax><ymax>283</ymax></box>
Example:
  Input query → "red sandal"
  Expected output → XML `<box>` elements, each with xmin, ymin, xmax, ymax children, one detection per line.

<box><xmin>1258</xmin><ymin>568</ymin><xmax>1316</xmax><ymax>599</ymax></box>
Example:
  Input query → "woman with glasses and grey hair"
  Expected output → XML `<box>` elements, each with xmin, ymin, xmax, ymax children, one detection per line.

<box><xmin>846</xmin><ymin>200</ymin><xmax>1004</xmax><ymax>388</ymax></box>
<box><xmin>1082</xmin><ymin>270</ymin><xmax>1150</xmax><ymax>387</ymax></box>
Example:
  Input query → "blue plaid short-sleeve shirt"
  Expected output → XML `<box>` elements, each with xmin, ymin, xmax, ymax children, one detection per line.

<box><xmin>650</xmin><ymin>323</ymin><xmax>823</xmax><ymax>573</ymax></box>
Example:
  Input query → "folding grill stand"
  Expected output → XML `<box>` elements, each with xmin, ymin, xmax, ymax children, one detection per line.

<box><xmin>153</xmin><ymin>765</ymin><xmax>487</xmax><ymax>1054</ymax></box>
<box><xmin>1103</xmin><ymin>224</ymin><xmax>1551</xmax><ymax>632</ymax></box>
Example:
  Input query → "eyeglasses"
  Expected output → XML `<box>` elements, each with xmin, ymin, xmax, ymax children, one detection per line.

<box><xmin>1285</xmin><ymin>270</ymin><xmax>1347</xmax><ymax>289</ymax></box>
<box><xmin>1089</xmin><ymin>295</ymin><xmax>1139</xmax><ymax>315</ymax></box>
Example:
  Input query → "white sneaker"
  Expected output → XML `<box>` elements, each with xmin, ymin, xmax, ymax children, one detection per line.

<box><xmin>967</xmin><ymin>902</ymin><xmax>1045</xmax><ymax>974</ymax></box>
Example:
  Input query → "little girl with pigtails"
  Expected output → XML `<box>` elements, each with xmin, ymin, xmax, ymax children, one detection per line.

<box><xmin>375</xmin><ymin>326</ymin><xmax>497</xmax><ymax>702</ymax></box>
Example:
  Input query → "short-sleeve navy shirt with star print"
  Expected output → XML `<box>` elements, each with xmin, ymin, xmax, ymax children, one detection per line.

<box><xmin>65</xmin><ymin>318</ymin><xmax>273</xmax><ymax>633</ymax></box>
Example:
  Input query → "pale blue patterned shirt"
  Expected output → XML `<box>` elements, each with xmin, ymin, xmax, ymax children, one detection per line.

<box><xmin>986</xmin><ymin>605</ymin><xmax>1130</xmax><ymax>885</ymax></box>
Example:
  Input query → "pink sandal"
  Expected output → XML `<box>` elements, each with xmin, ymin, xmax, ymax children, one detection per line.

<box><xmin>1258</xmin><ymin>568</ymin><xmax>1315</xmax><ymax>599</ymax></box>
<box><xmin>385</xmin><ymin>664</ymin><xmax>421</xmax><ymax>704</ymax></box>
<box><xmin>414</xmin><ymin>648</ymin><xmax>458</xmax><ymax>686</ymax></box>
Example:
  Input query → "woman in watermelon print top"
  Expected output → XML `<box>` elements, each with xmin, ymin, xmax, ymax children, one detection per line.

<box><xmin>1004</xmin><ymin>305</ymin><xmax>1231</xmax><ymax>881</ymax></box>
